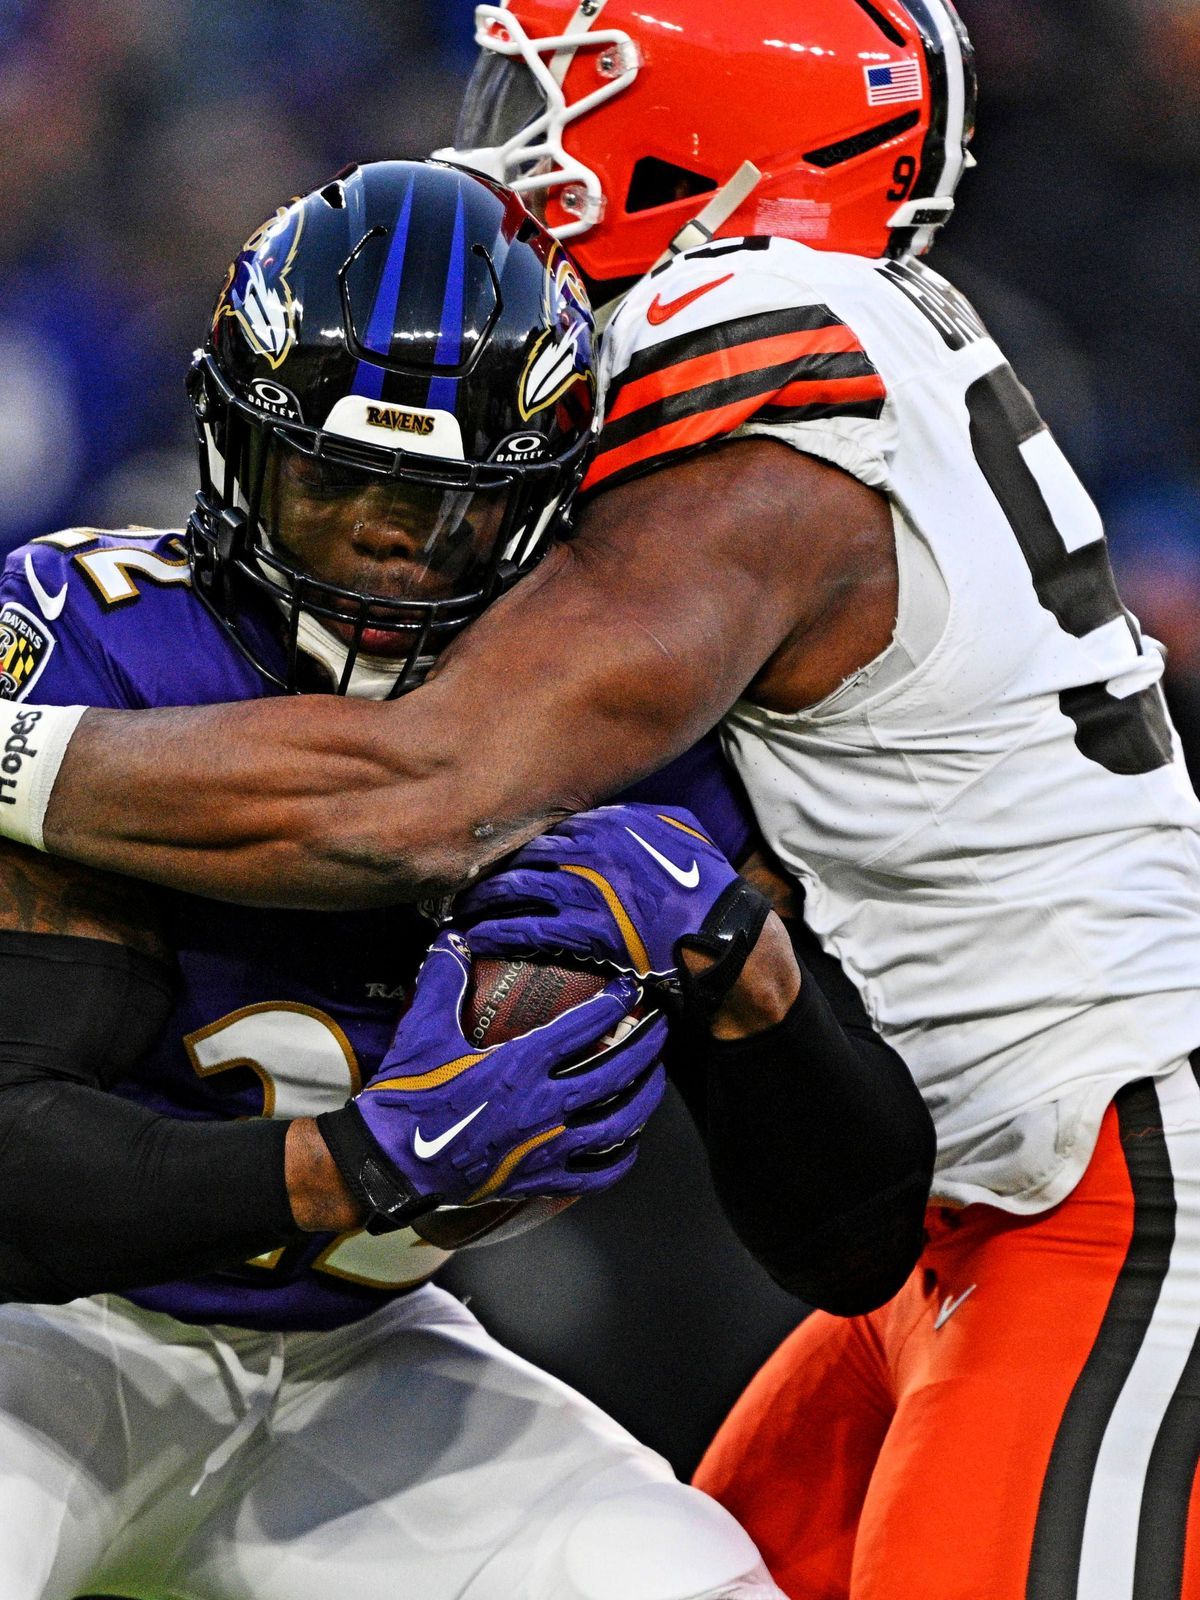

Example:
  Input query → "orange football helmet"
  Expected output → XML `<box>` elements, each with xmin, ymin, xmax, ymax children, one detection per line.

<box><xmin>441</xmin><ymin>0</ymin><xmax>976</xmax><ymax>286</ymax></box>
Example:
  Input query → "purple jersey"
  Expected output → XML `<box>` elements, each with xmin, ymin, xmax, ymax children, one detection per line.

<box><xmin>0</xmin><ymin>529</ymin><xmax>757</xmax><ymax>1330</ymax></box>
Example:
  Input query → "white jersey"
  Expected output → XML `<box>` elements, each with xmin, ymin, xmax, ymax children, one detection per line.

<box><xmin>593</xmin><ymin>238</ymin><xmax>1200</xmax><ymax>1212</ymax></box>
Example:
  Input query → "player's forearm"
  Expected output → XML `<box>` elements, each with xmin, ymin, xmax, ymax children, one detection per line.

<box><xmin>0</xmin><ymin>1076</ymin><xmax>304</xmax><ymax>1302</ymax></box>
<box><xmin>680</xmin><ymin>918</ymin><xmax>935</xmax><ymax>1315</ymax></box>
<box><xmin>0</xmin><ymin>1085</ymin><xmax>370</xmax><ymax>1303</ymax></box>
<box><xmin>19</xmin><ymin>451</ymin><xmax>807</xmax><ymax>907</ymax></box>
<box><xmin>28</xmin><ymin>655</ymin><xmax>692</xmax><ymax>910</ymax></box>
<box><xmin>40</xmin><ymin>699</ymin><xmax>478</xmax><ymax>908</ymax></box>
<box><xmin>684</xmin><ymin>913</ymin><xmax>802</xmax><ymax>1040</ymax></box>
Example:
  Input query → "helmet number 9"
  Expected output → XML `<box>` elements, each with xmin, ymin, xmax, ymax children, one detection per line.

<box><xmin>887</xmin><ymin>157</ymin><xmax>917</xmax><ymax>204</ymax></box>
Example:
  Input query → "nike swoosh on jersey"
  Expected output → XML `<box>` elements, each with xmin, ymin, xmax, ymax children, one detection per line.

<box><xmin>24</xmin><ymin>553</ymin><xmax>68</xmax><ymax>621</ymax></box>
<box><xmin>934</xmin><ymin>1284</ymin><xmax>977</xmax><ymax>1330</ymax></box>
<box><xmin>646</xmin><ymin>274</ymin><xmax>734</xmax><ymax>326</ymax></box>
<box><xmin>412</xmin><ymin>1101</ymin><xmax>489</xmax><ymax>1160</ymax></box>
<box><xmin>625</xmin><ymin>827</ymin><xmax>701</xmax><ymax>888</ymax></box>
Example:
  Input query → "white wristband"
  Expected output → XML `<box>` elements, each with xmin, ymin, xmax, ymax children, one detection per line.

<box><xmin>0</xmin><ymin>703</ymin><xmax>87</xmax><ymax>852</ymax></box>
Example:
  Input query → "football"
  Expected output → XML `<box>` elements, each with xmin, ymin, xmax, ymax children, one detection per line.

<box><xmin>463</xmin><ymin>956</ymin><xmax>608</xmax><ymax>1048</ymax></box>
<box><xmin>412</xmin><ymin>957</ymin><xmax>609</xmax><ymax>1251</ymax></box>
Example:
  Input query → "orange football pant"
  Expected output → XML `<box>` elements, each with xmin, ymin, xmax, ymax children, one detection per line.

<box><xmin>696</xmin><ymin>1065</ymin><xmax>1200</xmax><ymax>1600</ymax></box>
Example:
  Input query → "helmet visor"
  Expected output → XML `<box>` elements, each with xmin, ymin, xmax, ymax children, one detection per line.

<box><xmin>456</xmin><ymin>50</ymin><xmax>546</xmax><ymax>155</ymax></box>
<box><xmin>257</xmin><ymin>436</ymin><xmax>518</xmax><ymax>654</ymax></box>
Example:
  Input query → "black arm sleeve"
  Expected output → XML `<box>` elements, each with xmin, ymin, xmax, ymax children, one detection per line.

<box><xmin>0</xmin><ymin>932</ymin><xmax>302</xmax><ymax>1304</ymax></box>
<box><xmin>671</xmin><ymin>914</ymin><xmax>935</xmax><ymax>1316</ymax></box>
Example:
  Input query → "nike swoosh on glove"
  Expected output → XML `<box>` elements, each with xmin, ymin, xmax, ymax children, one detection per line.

<box><xmin>457</xmin><ymin>804</ymin><xmax>770</xmax><ymax>1005</ymax></box>
<box><xmin>318</xmin><ymin>929</ymin><xmax>667</xmax><ymax>1233</ymax></box>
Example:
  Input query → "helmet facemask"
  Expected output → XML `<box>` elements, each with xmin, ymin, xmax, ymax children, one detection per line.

<box><xmin>189</xmin><ymin>355</ymin><xmax>587</xmax><ymax>698</ymax></box>
<box><xmin>440</xmin><ymin>0</ymin><xmax>978</xmax><ymax>280</ymax></box>
<box><xmin>440</xmin><ymin>4</ymin><xmax>640</xmax><ymax>241</ymax></box>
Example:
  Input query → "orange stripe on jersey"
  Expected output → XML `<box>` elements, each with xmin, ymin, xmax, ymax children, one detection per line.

<box><xmin>583</xmin><ymin>392</ymin><xmax>772</xmax><ymax>494</ymax></box>
<box><xmin>605</xmin><ymin>325</ymin><xmax>866</xmax><ymax>427</ymax></box>
<box><xmin>583</xmin><ymin>303</ymin><xmax>887</xmax><ymax>496</ymax></box>
<box><xmin>771</xmin><ymin>372</ymin><xmax>888</xmax><ymax>409</ymax></box>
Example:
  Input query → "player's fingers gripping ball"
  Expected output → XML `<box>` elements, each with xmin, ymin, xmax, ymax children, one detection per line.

<box><xmin>319</xmin><ymin>929</ymin><xmax>667</xmax><ymax>1234</ymax></box>
<box><xmin>458</xmin><ymin>803</ymin><xmax>771</xmax><ymax>1013</ymax></box>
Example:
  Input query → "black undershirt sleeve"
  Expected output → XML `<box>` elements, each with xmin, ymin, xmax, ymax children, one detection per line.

<box><xmin>0</xmin><ymin>932</ymin><xmax>301</xmax><ymax>1303</ymax></box>
<box><xmin>671</xmin><ymin>914</ymin><xmax>936</xmax><ymax>1317</ymax></box>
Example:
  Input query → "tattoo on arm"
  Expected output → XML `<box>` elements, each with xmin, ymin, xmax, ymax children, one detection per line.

<box><xmin>0</xmin><ymin>838</ymin><xmax>168</xmax><ymax>961</ymax></box>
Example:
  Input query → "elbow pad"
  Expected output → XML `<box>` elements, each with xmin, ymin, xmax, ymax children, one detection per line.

<box><xmin>0</xmin><ymin>933</ymin><xmax>300</xmax><ymax>1302</ymax></box>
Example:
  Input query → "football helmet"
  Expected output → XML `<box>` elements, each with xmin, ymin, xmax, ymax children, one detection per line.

<box><xmin>441</xmin><ymin>0</ymin><xmax>976</xmax><ymax>287</ymax></box>
<box><xmin>189</xmin><ymin>160</ymin><xmax>597</xmax><ymax>697</ymax></box>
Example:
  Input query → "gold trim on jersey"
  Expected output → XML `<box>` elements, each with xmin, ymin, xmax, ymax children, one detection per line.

<box><xmin>184</xmin><ymin>1000</ymin><xmax>364</xmax><ymax>1117</ymax></box>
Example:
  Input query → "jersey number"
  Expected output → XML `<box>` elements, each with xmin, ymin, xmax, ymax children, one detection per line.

<box><xmin>32</xmin><ymin>530</ymin><xmax>191</xmax><ymax>608</ymax></box>
<box><xmin>186</xmin><ymin>1004</ymin><xmax>451</xmax><ymax>1291</ymax></box>
<box><xmin>966</xmin><ymin>366</ymin><xmax>1172</xmax><ymax>777</ymax></box>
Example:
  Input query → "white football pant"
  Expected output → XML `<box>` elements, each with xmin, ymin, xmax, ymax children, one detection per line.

<box><xmin>0</xmin><ymin>1282</ymin><xmax>781</xmax><ymax>1600</ymax></box>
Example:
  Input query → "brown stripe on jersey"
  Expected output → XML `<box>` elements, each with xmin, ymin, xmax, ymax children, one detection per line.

<box><xmin>605</xmin><ymin>326</ymin><xmax>869</xmax><ymax>426</ymax></box>
<box><xmin>600</xmin><ymin>354</ymin><xmax>885</xmax><ymax>456</ymax></box>
<box><xmin>755</xmin><ymin>359</ymin><xmax>887</xmax><ymax>425</ymax></box>
<box><xmin>755</xmin><ymin>398</ymin><xmax>887</xmax><ymax>426</ymax></box>
<box><xmin>585</xmin><ymin>311</ymin><xmax>886</xmax><ymax>494</ymax></box>
<box><xmin>599</xmin><ymin>358</ymin><xmax>826</xmax><ymax>457</ymax></box>
<box><xmin>584</xmin><ymin>393</ymin><xmax>783</xmax><ymax>494</ymax></box>
<box><xmin>584</xmin><ymin>379</ymin><xmax>885</xmax><ymax>493</ymax></box>
<box><xmin>610</xmin><ymin>304</ymin><xmax>847</xmax><ymax>405</ymax></box>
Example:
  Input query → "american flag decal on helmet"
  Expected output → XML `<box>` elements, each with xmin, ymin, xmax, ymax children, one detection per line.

<box><xmin>582</xmin><ymin>305</ymin><xmax>886</xmax><ymax>495</ymax></box>
<box><xmin>865</xmin><ymin>60</ymin><xmax>922</xmax><ymax>105</ymax></box>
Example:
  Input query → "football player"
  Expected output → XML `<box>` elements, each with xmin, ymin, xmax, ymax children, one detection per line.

<box><xmin>0</xmin><ymin>2</ymin><xmax>1187</xmax><ymax>1595</ymax></box>
<box><xmin>0</xmin><ymin>160</ymin><xmax>815</xmax><ymax>1600</ymax></box>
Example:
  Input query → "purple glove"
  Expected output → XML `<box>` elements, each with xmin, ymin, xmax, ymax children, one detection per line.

<box><xmin>318</xmin><ymin>929</ymin><xmax>666</xmax><ymax>1233</ymax></box>
<box><xmin>458</xmin><ymin>804</ymin><xmax>770</xmax><ymax>997</ymax></box>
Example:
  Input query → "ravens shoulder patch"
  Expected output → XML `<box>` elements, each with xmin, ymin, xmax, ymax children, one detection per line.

<box><xmin>0</xmin><ymin>603</ymin><xmax>55</xmax><ymax>701</ymax></box>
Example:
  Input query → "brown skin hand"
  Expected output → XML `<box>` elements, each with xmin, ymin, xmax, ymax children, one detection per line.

<box><xmin>44</xmin><ymin>440</ymin><xmax>897</xmax><ymax>908</ymax></box>
<box><xmin>0</xmin><ymin>838</ymin><xmax>360</xmax><ymax>1233</ymax></box>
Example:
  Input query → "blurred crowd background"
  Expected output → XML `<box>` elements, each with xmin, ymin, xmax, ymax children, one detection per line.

<box><xmin>3</xmin><ymin>0</ymin><xmax>1199</xmax><ymax>1481</ymax></box>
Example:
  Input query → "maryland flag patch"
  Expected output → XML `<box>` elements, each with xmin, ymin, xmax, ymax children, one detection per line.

<box><xmin>0</xmin><ymin>604</ymin><xmax>54</xmax><ymax>701</ymax></box>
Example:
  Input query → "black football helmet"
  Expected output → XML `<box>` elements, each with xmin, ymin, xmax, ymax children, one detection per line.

<box><xmin>188</xmin><ymin>159</ymin><xmax>597</xmax><ymax>696</ymax></box>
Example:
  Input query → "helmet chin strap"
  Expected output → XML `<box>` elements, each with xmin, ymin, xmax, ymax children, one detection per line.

<box><xmin>589</xmin><ymin>161</ymin><xmax>764</xmax><ymax>332</ymax></box>
<box><xmin>651</xmin><ymin>160</ymin><xmax>763</xmax><ymax>270</ymax></box>
<box><xmin>549</xmin><ymin>0</ymin><xmax>611</xmax><ymax>83</ymax></box>
<box><xmin>291</xmin><ymin>610</ymin><xmax>418</xmax><ymax>701</ymax></box>
<box><xmin>255</xmin><ymin>531</ymin><xmax>419</xmax><ymax>700</ymax></box>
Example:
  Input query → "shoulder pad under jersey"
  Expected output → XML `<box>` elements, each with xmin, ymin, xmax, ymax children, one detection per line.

<box><xmin>588</xmin><ymin>238</ymin><xmax>899</xmax><ymax>497</ymax></box>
